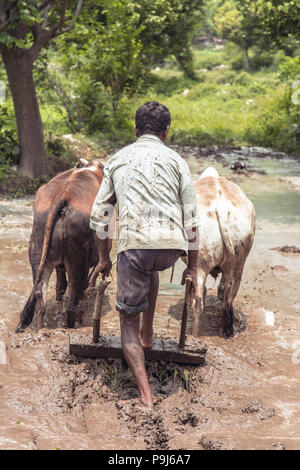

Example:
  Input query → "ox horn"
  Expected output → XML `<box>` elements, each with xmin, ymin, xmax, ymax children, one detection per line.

<box><xmin>75</xmin><ymin>158</ymin><xmax>89</xmax><ymax>168</ymax></box>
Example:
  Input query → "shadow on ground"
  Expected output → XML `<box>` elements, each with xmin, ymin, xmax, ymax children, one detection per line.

<box><xmin>168</xmin><ymin>294</ymin><xmax>247</xmax><ymax>337</ymax></box>
<box><xmin>31</xmin><ymin>286</ymin><xmax>111</xmax><ymax>330</ymax></box>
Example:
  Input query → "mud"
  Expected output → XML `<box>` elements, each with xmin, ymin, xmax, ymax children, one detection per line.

<box><xmin>1</xmin><ymin>147</ymin><xmax>300</xmax><ymax>450</ymax></box>
<box><xmin>271</xmin><ymin>245</ymin><xmax>300</xmax><ymax>255</ymax></box>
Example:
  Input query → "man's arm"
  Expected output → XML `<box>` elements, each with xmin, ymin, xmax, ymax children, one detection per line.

<box><xmin>181</xmin><ymin>227</ymin><xmax>200</xmax><ymax>303</ymax></box>
<box><xmin>89</xmin><ymin>165</ymin><xmax>116</xmax><ymax>286</ymax></box>
<box><xmin>179</xmin><ymin>160</ymin><xmax>200</xmax><ymax>302</ymax></box>
<box><xmin>89</xmin><ymin>236</ymin><xmax>112</xmax><ymax>286</ymax></box>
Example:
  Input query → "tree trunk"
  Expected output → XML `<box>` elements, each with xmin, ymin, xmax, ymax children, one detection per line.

<box><xmin>244</xmin><ymin>48</ymin><xmax>250</xmax><ymax>71</ymax></box>
<box><xmin>176</xmin><ymin>49</ymin><xmax>197</xmax><ymax>80</ymax></box>
<box><xmin>2</xmin><ymin>46</ymin><xmax>47</xmax><ymax>178</ymax></box>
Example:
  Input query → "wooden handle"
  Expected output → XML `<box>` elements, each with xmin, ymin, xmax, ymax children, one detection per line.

<box><xmin>92</xmin><ymin>279</ymin><xmax>110</xmax><ymax>343</ymax></box>
<box><xmin>179</xmin><ymin>275</ymin><xmax>192</xmax><ymax>349</ymax></box>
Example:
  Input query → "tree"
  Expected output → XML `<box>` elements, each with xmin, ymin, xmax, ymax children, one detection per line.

<box><xmin>0</xmin><ymin>1</ymin><xmax>84</xmax><ymax>178</ymax></box>
<box><xmin>54</xmin><ymin>0</ymin><xmax>204</xmax><ymax>134</ymax></box>
<box><xmin>60</xmin><ymin>0</ymin><xmax>204</xmax><ymax>99</ymax></box>
<box><xmin>194</xmin><ymin>0</ymin><xmax>223</xmax><ymax>41</ymax></box>
<box><xmin>214</xmin><ymin>0</ymin><xmax>273</xmax><ymax>70</ymax></box>
<box><xmin>258</xmin><ymin>0</ymin><xmax>300</xmax><ymax>40</ymax></box>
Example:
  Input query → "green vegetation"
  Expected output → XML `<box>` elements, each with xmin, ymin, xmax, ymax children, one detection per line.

<box><xmin>1</xmin><ymin>0</ymin><xmax>300</xmax><ymax>196</ymax></box>
<box><xmin>102</xmin><ymin>362</ymin><xmax>122</xmax><ymax>390</ymax></box>
<box><xmin>138</xmin><ymin>47</ymin><xmax>300</xmax><ymax>150</ymax></box>
<box><xmin>81</xmin><ymin>43</ymin><xmax>300</xmax><ymax>151</ymax></box>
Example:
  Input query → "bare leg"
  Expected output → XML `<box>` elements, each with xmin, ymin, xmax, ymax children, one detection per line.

<box><xmin>119</xmin><ymin>311</ymin><xmax>153</xmax><ymax>408</ymax></box>
<box><xmin>139</xmin><ymin>272</ymin><xmax>159</xmax><ymax>348</ymax></box>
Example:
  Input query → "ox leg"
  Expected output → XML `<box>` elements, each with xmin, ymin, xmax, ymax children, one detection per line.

<box><xmin>221</xmin><ymin>261</ymin><xmax>236</xmax><ymax>338</ymax></box>
<box><xmin>230</xmin><ymin>266</ymin><xmax>244</xmax><ymax>304</ymax></box>
<box><xmin>221</xmin><ymin>260</ymin><xmax>247</xmax><ymax>338</ymax></box>
<box><xmin>222</xmin><ymin>298</ymin><xmax>234</xmax><ymax>338</ymax></box>
<box><xmin>35</xmin><ymin>265</ymin><xmax>53</xmax><ymax>330</ymax></box>
<box><xmin>218</xmin><ymin>275</ymin><xmax>225</xmax><ymax>301</ymax></box>
<box><xmin>65</xmin><ymin>287</ymin><xmax>78</xmax><ymax>328</ymax></box>
<box><xmin>55</xmin><ymin>264</ymin><xmax>67</xmax><ymax>301</ymax></box>
<box><xmin>193</xmin><ymin>270</ymin><xmax>207</xmax><ymax>337</ymax></box>
<box><xmin>65</xmin><ymin>264</ymin><xmax>89</xmax><ymax>328</ymax></box>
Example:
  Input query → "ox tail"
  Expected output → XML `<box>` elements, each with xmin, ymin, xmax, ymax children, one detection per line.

<box><xmin>215</xmin><ymin>198</ymin><xmax>235</xmax><ymax>259</ymax></box>
<box><xmin>16</xmin><ymin>199</ymin><xmax>68</xmax><ymax>333</ymax></box>
<box><xmin>15</xmin><ymin>292</ymin><xmax>37</xmax><ymax>333</ymax></box>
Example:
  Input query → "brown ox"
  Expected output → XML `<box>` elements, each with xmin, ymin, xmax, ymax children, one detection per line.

<box><xmin>16</xmin><ymin>160</ymin><xmax>104</xmax><ymax>332</ymax></box>
<box><xmin>193</xmin><ymin>167</ymin><xmax>255</xmax><ymax>337</ymax></box>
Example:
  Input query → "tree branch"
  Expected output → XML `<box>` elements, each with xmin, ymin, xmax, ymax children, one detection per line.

<box><xmin>40</xmin><ymin>60</ymin><xmax>84</xmax><ymax>131</ymax></box>
<box><xmin>29</xmin><ymin>0</ymin><xmax>84</xmax><ymax>62</ymax></box>
<box><xmin>42</xmin><ymin>4</ymin><xmax>51</xmax><ymax>28</ymax></box>
<box><xmin>51</xmin><ymin>0</ymin><xmax>84</xmax><ymax>39</ymax></box>
<box><xmin>0</xmin><ymin>1</ymin><xmax>18</xmax><ymax>33</ymax></box>
<box><xmin>51</xmin><ymin>0</ymin><xmax>69</xmax><ymax>33</ymax></box>
<box><xmin>37</xmin><ymin>0</ymin><xmax>56</xmax><ymax>12</ymax></box>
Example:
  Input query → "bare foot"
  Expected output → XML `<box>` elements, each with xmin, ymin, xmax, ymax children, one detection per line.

<box><xmin>120</xmin><ymin>397</ymin><xmax>153</xmax><ymax>411</ymax></box>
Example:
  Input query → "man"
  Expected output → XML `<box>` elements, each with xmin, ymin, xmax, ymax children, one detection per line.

<box><xmin>89</xmin><ymin>101</ymin><xmax>199</xmax><ymax>408</ymax></box>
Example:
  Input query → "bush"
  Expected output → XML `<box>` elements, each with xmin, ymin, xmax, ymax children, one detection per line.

<box><xmin>0</xmin><ymin>101</ymin><xmax>19</xmax><ymax>166</ymax></box>
<box><xmin>249</xmin><ymin>52</ymin><xmax>274</xmax><ymax>71</ymax></box>
<box><xmin>188</xmin><ymin>82</ymin><xmax>219</xmax><ymax>99</ymax></box>
<box><xmin>233</xmin><ymin>71</ymin><xmax>253</xmax><ymax>86</ymax></box>
<box><xmin>75</xmin><ymin>80</ymin><xmax>116</xmax><ymax>134</ymax></box>
<box><xmin>210</xmin><ymin>69</ymin><xmax>236</xmax><ymax>84</ymax></box>
<box><xmin>46</xmin><ymin>136</ymin><xmax>67</xmax><ymax>157</ymax></box>
<box><xmin>193</xmin><ymin>48</ymin><xmax>226</xmax><ymax>71</ymax></box>
<box><xmin>245</xmin><ymin>85</ymin><xmax>300</xmax><ymax>152</ymax></box>
<box><xmin>248</xmin><ymin>82</ymin><xmax>268</xmax><ymax>95</ymax></box>
<box><xmin>278</xmin><ymin>56</ymin><xmax>300</xmax><ymax>83</ymax></box>
<box><xmin>149</xmin><ymin>74</ymin><xmax>196</xmax><ymax>97</ymax></box>
<box><xmin>229</xmin><ymin>53</ymin><xmax>245</xmax><ymax>71</ymax></box>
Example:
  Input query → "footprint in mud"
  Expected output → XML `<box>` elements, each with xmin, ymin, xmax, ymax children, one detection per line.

<box><xmin>242</xmin><ymin>401</ymin><xmax>275</xmax><ymax>421</ymax></box>
<box><xmin>115</xmin><ymin>401</ymin><xmax>170</xmax><ymax>450</ymax></box>
<box><xmin>175</xmin><ymin>408</ymin><xmax>209</xmax><ymax>430</ymax></box>
<box><xmin>198</xmin><ymin>436</ymin><xmax>228</xmax><ymax>450</ymax></box>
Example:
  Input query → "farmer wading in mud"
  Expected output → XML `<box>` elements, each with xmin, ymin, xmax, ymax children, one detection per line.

<box><xmin>89</xmin><ymin>101</ymin><xmax>200</xmax><ymax>408</ymax></box>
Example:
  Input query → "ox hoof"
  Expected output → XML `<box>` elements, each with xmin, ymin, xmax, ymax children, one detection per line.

<box><xmin>222</xmin><ymin>323</ymin><xmax>234</xmax><ymax>338</ymax></box>
<box><xmin>222</xmin><ymin>302</ymin><xmax>234</xmax><ymax>338</ymax></box>
<box><xmin>15</xmin><ymin>325</ymin><xmax>26</xmax><ymax>334</ymax></box>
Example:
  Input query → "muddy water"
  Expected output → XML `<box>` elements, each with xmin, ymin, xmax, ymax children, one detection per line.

<box><xmin>1</xmin><ymin>147</ymin><xmax>300</xmax><ymax>450</ymax></box>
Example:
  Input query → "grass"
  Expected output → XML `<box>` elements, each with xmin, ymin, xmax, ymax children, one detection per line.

<box><xmin>102</xmin><ymin>362</ymin><xmax>122</xmax><ymax>390</ymax></box>
<box><xmin>115</xmin><ymin>45</ymin><xmax>299</xmax><ymax>152</ymax></box>
<box><xmin>1</xmin><ymin>42</ymin><xmax>300</xmax><ymax>197</ymax></box>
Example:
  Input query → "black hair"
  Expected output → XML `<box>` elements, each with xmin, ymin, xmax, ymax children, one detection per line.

<box><xmin>135</xmin><ymin>101</ymin><xmax>171</xmax><ymax>137</ymax></box>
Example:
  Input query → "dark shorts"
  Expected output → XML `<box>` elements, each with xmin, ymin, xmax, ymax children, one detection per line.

<box><xmin>116</xmin><ymin>249</ymin><xmax>185</xmax><ymax>314</ymax></box>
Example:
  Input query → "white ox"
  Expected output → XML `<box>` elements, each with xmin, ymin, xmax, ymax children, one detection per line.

<box><xmin>193</xmin><ymin>167</ymin><xmax>255</xmax><ymax>337</ymax></box>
